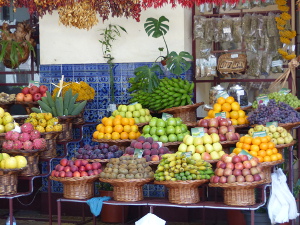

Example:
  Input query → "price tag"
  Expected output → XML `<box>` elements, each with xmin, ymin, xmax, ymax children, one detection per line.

<box><xmin>134</xmin><ymin>149</ymin><xmax>144</xmax><ymax>158</ymax></box>
<box><xmin>256</xmin><ymin>95</ymin><xmax>269</xmax><ymax>106</ymax></box>
<box><xmin>191</xmin><ymin>127</ymin><xmax>205</xmax><ymax>137</ymax></box>
<box><xmin>278</xmin><ymin>88</ymin><xmax>291</xmax><ymax>95</ymax></box>
<box><xmin>238</xmin><ymin>150</ymin><xmax>253</xmax><ymax>160</ymax></box>
<box><xmin>271</xmin><ymin>60</ymin><xmax>283</xmax><ymax>67</ymax></box>
<box><xmin>182</xmin><ymin>152</ymin><xmax>192</xmax><ymax>158</ymax></box>
<box><xmin>129</xmin><ymin>102</ymin><xmax>138</xmax><ymax>105</ymax></box>
<box><xmin>266</xmin><ymin>121</ymin><xmax>278</xmax><ymax>127</ymax></box>
<box><xmin>215</xmin><ymin>112</ymin><xmax>226</xmax><ymax>118</ymax></box>
<box><xmin>108</xmin><ymin>104</ymin><xmax>117</xmax><ymax>112</ymax></box>
<box><xmin>157</xmin><ymin>142</ymin><xmax>163</xmax><ymax>147</ymax></box>
<box><xmin>223</xmin><ymin>27</ymin><xmax>231</xmax><ymax>33</ymax></box>
<box><xmin>162</xmin><ymin>113</ymin><xmax>173</xmax><ymax>121</ymax></box>
<box><xmin>29</xmin><ymin>80</ymin><xmax>40</xmax><ymax>87</ymax></box>
<box><xmin>231</xmin><ymin>54</ymin><xmax>239</xmax><ymax>58</ymax></box>
<box><xmin>216</xmin><ymin>91</ymin><xmax>229</xmax><ymax>99</ymax></box>
<box><xmin>237</xmin><ymin>90</ymin><xmax>245</xmax><ymax>95</ymax></box>
<box><xmin>253</xmin><ymin>131</ymin><xmax>267</xmax><ymax>138</ymax></box>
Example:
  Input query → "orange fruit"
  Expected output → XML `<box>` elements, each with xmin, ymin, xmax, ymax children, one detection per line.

<box><xmin>237</xmin><ymin>110</ymin><xmax>246</xmax><ymax>118</ymax></box>
<box><xmin>136</xmin><ymin>131</ymin><xmax>141</xmax><ymax>138</ymax></box>
<box><xmin>123</xmin><ymin>125</ymin><xmax>131</xmax><ymax>133</ymax></box>
<box><xmin>260</xmin><ymin>136</ymin><xmax>268</xmax><ymax>143</ymax></box>
<box><xmin>257</xmin><ymin>156</ymin><xmax>264</xmax><ymax>163</ymax></box>
<box><xmin>208</xmin><ymin>110</ymin><xmax>215</xmax><ymax>118</ymax></box>
<box><xmin>276</xmin><ymin>153</ymin><xmax>283</xmax><ymax>160</ymax></box>
<box><xmin>258</xmin><ymin>150</ymin><xmax>267</xmax><ymax>157</ymax></box>
<box><xmin>266</xmin><ymin>149</ymin><xmax>273</xmax><ymax>156</ymax></box>
<box><xmin>120</xmin><ymin>132</ymin><xmax>129</xmax><ymax>139</ymax></box>
<box><xmin>97</xmin><ymin>132</ymin><xmax>104</xmax><ymax>139</ymax></box>
<box><xmin>113</xmin><ymin>118</ymin><xmax>121</xmax><ymax>126</ymax></box>
<box><xmin>266</xmin><ymin>136</ymin><xmax>271</xmax><ymax>142</ymax></box>
<box><xmin>233</xmin><ymin>148</ymin><xmax>242</xmax><ymax>154</ymax></box>
<box><xmin>259</xmin><ymin>143</ymin><xmax>268</xmax><ymax>150</ymax></box>
<box><xmin>221</xmin><ymin>103</ymin><xmax>232</xmax><ymax>112</ymax></box>
<box><xmin>104</xmin><ymin>126</ymin><xmax>113</xmax><ymax>134</ymax></box>
<box><xmin>111</xmin><ymin>132</ymin><xmax>120</xmax><ymax>140</ymax></box>
<box><xmin>225</xmin><ymin>96</ymin><xmax>235</xmax><ymax>104</ymax></box>
<box><xmin>231</xmin><ymin>102</ymin><xmax>241</xmax><ymax>111</ymax></box>
<box><xmin>129</xmin><ymin>118</ymin><xmax>135</xmax><ymax>126</ymax></box>
<box><xmin>272</xmin><ymin>148</ymin><xmax>278</xmax><ymax>154</ymax></box>
<box><xmin>101</xmin><ymin>117</ymin><xmax>108</xmax><ymax>124</ymax></box>
<box><xmin>99</xmin><ymin>126</ymin><xmax>105</xmax><ymax>133</ymax></box>
<box><xmin>213</xmin><ymin>103</ymin><xmax>222</xmax><ymax>112</ymax></box>
<box><xmin>249</xmin><ymin>151</ymin><xmax>258</xmax><ymax>157</ymax></box>
<box><xmin>270</xmin><ymin>154</ymin><xmax>278</xmax><ymax>161</ymax></box>
<box><xmin>225</xmin><ymin>111</ymin><xmax>230</xmax><ymax>118</ymax></box>
<box><xmin>242</xmin><ymin>143</ymin><xmax>250</xmax><ymax>150</ymax></box>
<box><xmin>252</xmin><ymin>137</ymin><xmax>261</xmax><ymax>146</ymax></box>
<box><xmin>263</xmin><ymin>156</ymin><xmax>271</xmax><ymax>162</ymax></box>
<box><xmin>217</xmin><ymin>97</ymin><xmax>226</xmax><ymax>105</ymax></box>
<box><xmin>115</xmin><ymin>115</ymin><xmax>122</xmax><ymax>120</ymax></box>
<box><xmin>121</xmin><ymin>118</ymin><xmax>130</xmax><ymax>126</ymax></box>
<box><xmin>244</xmin><ymin>136</ymin><xmax>253</xmax><ymax>145</ymax></box>
<box><xmin>114</xmin><ymin>124</ymin><xmax>123</xmax><ymax>133</ymax></box>
<box><xmin>128</xmin><ymin>131</ymin><xmax>137</xmax><ymax>140</ymax></box>
<box><xmin>237</xmin><ymin>117</ymin><xmax>246</xmax><ymax>125</ymax></box>
<box><xmin>268</xmin><ymin>142</ymin><xmax>275</xmax><ymax>149</ymax></box>
<box><xmin>96</xmin><ymin>124</ymin><xmax>104</xmax><ymax>131</ymax></box>
<box><xmin>250</xmin><ymin>145</ymin><xmax>259</xmax><ymax>152</ymax></box>
<box><xmin>204</xmin><ymin>117</ymin><xmax>211</xmax><ymax>119</ymax></box>
<box><xmin>93</xmin><ymin>131</ymin><xmax>100</xmax><ymax>139</ymax></box>
<box><xmin>229</xmin><ymin>111</ymin><xmax>239</xmax><ymax>119</ymax></box>
<box><xmin>103</xmin><ymin>133</ymin><xmax>112</xmax><ymax>139</ymax></box>
<box><xmin>240</xmin><ymin>136</ymin><xmax>245</xmax><ymax>143</ymax></box>
<box><xmin>104</xmin><ymin>118</ymin><xmax>113</xmax><ymax>126</ymax></box>
<box><xmin>131</xmin><ymin>125</ymin><xmax>139</xmax><ymax>133</ymax></box>
<box><xmin>236</xmin><ymin>142</ymin><xmax>243</xmax><ymax>148</ymax></box>
<box><xmin>244</xmin><ymin>116</ymin><xmax>249</xmax><ymax>124</ymax></box>
<box><xmin>231</xmin><ymin>119</ymin><xmax>238</xmax><ymax>125</ymax></box>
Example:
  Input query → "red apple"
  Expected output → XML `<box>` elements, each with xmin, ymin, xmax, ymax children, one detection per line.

<box><xmin>65</xmin><ymin>171</ymin><xmax>73</xmax><ymax>177</ymax></box>
<box><xmin>212</xmin><ymin>176</ymin><xmax>220</xmax><ymax>183</ymax></box>
<box><xmin>215</xmin><ymin>168</ymin><xmax>224</xmax><ymax>176</ymax></box>
<box><xmin>198</xmin><ymin>119</ymin><xmax>208</xmax><ymax>128</ymax></box>
<box><xmin>79</xmin><ymin>166</ymin><xmax>86</xmax><ymax>172</ymax></box>
<box><xmin>242</xmin><ymin>168</ymin><xmax>251</xmax><ymax>176</ymax></box>
<box><xmin>22</xmin><ymin>87</ymin><xmax>30</xmax><ymax>95</ymax></box>
<box><xmin>81</xmin><ymin>160</ymin><xmax>88</xmax><ymax>166</ymax></box>
<box><xmin>74</xmin><ymin>159</ymin><xmax>82</xmax><ymax>167</ymax></box>
<box><xmin>221</xmin><ymin>154</ymin><xmax>229</xmax><ymax>162</ymax></box>
<box><xmin>54</xmin><ymin>171</ymin><xmax>60</xmax><ymax>177</ymax></box>
<box><xmin>80</xmin><ymin>171</ymin><xmax>88</xmax><ymax>177</ymax></box>
<box><xmin>239</xmin><ymin>154</ymin><xmax>249</xmax><ymax>162</ymax></box>
<box><xmin>219</xmin><ymin>118</ymin><xmax>229</xmax><ymax>127</ymax></box>
<box><xmin>250</xmin><ymin>167</ymin><xmax>259</xmax><ymax>175</ymax></box>
<box><xmin>217</xmin><ymin>161</ymin><xmax>226</xmax><ymax>169</ymax></box>
<box><xmin>232</xmin><ymin>155</ymin><xmax>242</xmax><ymax>164</ymax></box>
<box><xmin>39</xmin><ymin>85</ymin><xmax>48</xmax><ymax>94</ymax></box>
<box><xmin>226</xmin><ymin>162</ymin><xmax>234</xmax><ymax>170</ymax></box>
<box><xmin>93</xmin><ymin>170</ymin><xmax>99</xmax><ymax>175</ymax></box>
<box><xmin>233</xmin><ymin>169</ymin><xmax>242</xmax><ymax>176</ymax></box>
<box><xmin>73</xmin><ymin>171</ymin><xmax>80</xmax><ymax>177</ymax></box>
<box><xmin>224</xmin><ymin>168</ymin><xmax>233</xmax><ymax>176</ymax></box>
<box><xmin>227</xmin><ymin>175</ymin><xmax>236</xmax><ymax>183</ymax></box>
<box><xmin>67</xmin><ymin>160</ymin><xmax>74</xmax><ymax>167</ymax></box>
<box><xmin>235</xmin><ymin>162</ymin><xmax>244</xmax><ymax>170</ymax></box>
<box><xmin>16</xmin><ymin>93</ymin><xmax>24</xmax><ymax>101</ymax></box>
<box><xmin>224</xmin><ymin>156</ymin><xmax>233</xmax><ymax>163</ymax></box>
<box><xmin>63</xmin><ymin>166</ymin><xmax>70</xmax><ymax>173</ymax></box>
<box><xmin>219</xmin><ymin>176</ymin><xmax>227</xmax><ymax>183</ymax></box>
<box><xmin>92</xmin><ymin>162</ymin><xmax>100</xmax><ymax>170</ymax></box>
<box><xmin>219</xmin><ymin>134</ymin><xmax>226</xmax><ymax>142</ymax></box>
<box><xmin>245</xmin><ymin>174</ymin><xmax>254</xmax><ymax>182</ymax></box>
<box><xmin>243</xmin><ymin>160</ymin><xmax>252</xmax><ymax>169</ymax></box>
<box><xmin>51</xmin><ymin>170</ymin><xmax>56</xmax><ymax>176</ymax></box>
<box><xmin>236</xmin><ymin>175</ymin><xmax>245</xmax><ymax>182</ymax></box>
<box><xmin>98</xmin><ymin>169</ymin><xmax>102</xmax><ymax>173</ymax></box>
<box><xmin>70</xmin><ymin>165</ymin><xmax>78</xmax><ymax>172</ymax></box>
<box><xmin>249</xmin><ymin>158</ymin><xmax>258</xmax><ymax>167</ymax></box>
<box><xmin>29</xmin><ymin>86</ymin><xmax>39</xmax><ymax>95</ymax></box>
<box><xmin>87</xmin><ymin>170</ymin><xmax>94</xmax><ymax>176</ymax></box>
<box><xmin>85</xmin><ymin>164</ymin><xmax>92</xmax><ymax>171</ymax></box>
<box><xmin>59</xmin><ymin>171</ymin><xmax>66</xmax><ymax>178</ymax></box>
<box><xmin>55</xmin><ymin>164</ymin><xmax>61</xmax><ymax>171</ymax></box>
<box><xmin>60</xmin><ymin>158</ymin><xmax>68</xmax><ymax>166</ymax></box>
<box><xmin>208</xmin><ymin>118</ymin><xmax>219</xmax><ymax>128</ymax></box>
<box><xmin>219</xmin><ymin>126</ymin><xmax>228</xmax><ymax>135</ymax></box>
<box><xmin>23</xmin><ymin>94</ymin><xmax>33</xmax><ymax>102</ymax></box>
<box><xmin>253</xmin><ymin>174</ymin><xmax>262</xmax><ymax>181</ymax></box>
<box><xmin>33</xmin><ymin>93</ymin><xmax>42</xmax><ymax>101</ymax></box>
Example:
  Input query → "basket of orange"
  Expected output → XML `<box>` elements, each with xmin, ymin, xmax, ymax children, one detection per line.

<box><xmin>92</xmin><ymin>115</ymin><xmax>141</xmax><ymax>149</ymax></box>
<box><xmin>206</xmin><ymin>96</ymin><xmax>249</xmax><ymax>128</ymax></box>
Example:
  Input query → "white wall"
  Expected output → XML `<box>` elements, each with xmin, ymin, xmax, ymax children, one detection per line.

<box><xmin>40</xmin><ymin>6</ymin><xmax>192</xmax><ymax>64</ymax></box>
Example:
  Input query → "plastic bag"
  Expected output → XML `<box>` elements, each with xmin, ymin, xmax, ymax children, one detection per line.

<box><xmin>204</xmin><ymin>18</ymin><xmax>215</xmax><ymax>42</ymax></box>
<box><xmin>198</xmin><ymin>41</ymin><xmax>212</xmax><ymax>59</ymax></box>
<box><xmin>261</xmin><ymin>52</ymin><xmax>273</xmax><ymax>76</ymax></box>
<box><xmin>232</xmin><ymin>17</ymin><xmax>242</xmax><ymax>43</ymax></box>
<box><xmin>271</xmin><ymin>55</ymin><xmax>284</xmax><ymax>73</ymax></box>
<box><xmin>221</xmin><ymin>15</ymin><xmax>233</xmax><ymax>42</ymax></box>
<box><xmin>214</xmin><ymin>18</ymin><xmax>223</xmax><ymax>43</ymax></box>
<box><xmin>242</xmin><ymin>14</ymin><xmax>252</xmax><ymax>37</ymax></box>
<box><xmin>257</xmin><ymin>15</ymin><xmax>265</xmax><ymax>39</ymax></box>
<box><xmin>195</xmin><ymin>55</ymin><xmax>217</xmax><ymax>78</ymax></box>
<box><xmin>267</xmin><ymin>12</ymin><xmax>278</xmax><ymax>37</ymax></box>
<box><xmin>246</xmin><ymin>51</ymin><xmax>262</xmax><ymax>77</ymax></box>
<box><xmin>194</xmin><ymin>16</ymin><xmax>206</xmax><ymax>39</ymax></box>
<box><xmin>250</xmin><ymin>14</ymin><xmax>258</xmax><ymax>37</ymax></box>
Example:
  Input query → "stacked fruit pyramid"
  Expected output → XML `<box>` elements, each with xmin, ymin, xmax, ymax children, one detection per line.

<box><xmin>93</xmin><ymin>115</ymin><xmax>141</xmax><ymax>140</ymax></box>
<box><xmin>206</xmin><ymin>96</ymin><xmax>249</xmax><ymax>126</ymax></box>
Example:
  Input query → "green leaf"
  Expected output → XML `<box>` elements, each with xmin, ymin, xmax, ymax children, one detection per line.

<box><xmin>166</xmin><ymin>51</ymin><xmax>193</xmax><ymax>76</ymax></box>
<box><xmin>144</xmin><ymin>16</ymin><xmax>169</xmax><ymax>38</ymax></box>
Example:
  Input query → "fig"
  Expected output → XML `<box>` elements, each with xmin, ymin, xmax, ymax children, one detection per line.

<box><xmin>129</xmin><ymin>169</ymin><xmax>138</xmax><ymax>174</ymax></box>
<box><xmin>135</xmin><ymin>173</ymin><xmax>143</xmax><ymax>179</ymax></box>
<box><xmin>100</xmin><ymin>172</ymin><xmax>106</xmax><ymax>178</ymax></box>
<box><xmin>117</xmin><ymin>174</ymin><xmax>125</xmax><ymax>179</ymax></box>
<box><xmin>112</xmin><ymin>168</ymin><xmax>119</xmax><ymax>174</ymax></box>
<box><xmin>110</xmin><ymin>173</ymin><xmax>117</xmax><ymax>179</ymax></box>
<box><xmin>119</xmin><ymin>168</ymin><xmax>129</xmax><ymax>174</ymax></box>
<box><xmin>138</xmin><ymin>167</ymin><xmax>145</xmax><ymax>173</ymax></box>
<box><xmin>144</xmin><ymin>166</ymin><xmax>152</xmax><ymax>172</ymax></box>
<box><xmin>126</xmin><ymin>174</ymin><xmax>135</xmax><ymax>179</ymax></box>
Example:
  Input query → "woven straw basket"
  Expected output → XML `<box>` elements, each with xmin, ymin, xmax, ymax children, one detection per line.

<box><xmin>50</xmin><ymin>174</ymin><xmax>100</xmax><ymax>199</ymax></box>
<box><xmin>40</xmin><ymin>131</ymin><xmax>62</xmax><ymax>159</ymax></box>
<box><xmin>0</xmin><ymin>167</ymin><xmax>27</xmax><ymax>195</ymax></box>
<box><xmin>154</xmin><ymin>179</ymin><xmax>208</xmax><ymax>204</ymax></box>
<box><xmin>99</xmin><ymin>178</ymin><xmax>153</xmax><ymax>202</ymax></box>
<box><xmin>57</xmin><ymin>115</ymin><xmax>78</xmax><ymax>142</ymax></box>
<box><xmin>261</xmin><ymin>159</ymin><xmax>284</xmax><ymax>183</ymax></box>
<box><xmin>209</xmin><ymin>180</ymin><xmax>265</xmax><ymax>206</ymax></box>
<box><xmin>159</xmin><ymin>102</ymin><xmax>204</xmax><ymax>123</ymax></box>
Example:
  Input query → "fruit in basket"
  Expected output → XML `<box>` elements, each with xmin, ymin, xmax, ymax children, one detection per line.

<box><xmin>0</xmin><ymin>92</ymin><xmax>16</xmax><ymax>103</ymax></box>
<box><xmin>232</xmin><ymin>135</ymin><xmax>282</xmax><ymax>163</ymax></box>
<box><xmin>100</xmin><ymin>155</ymin><xmax>154</xmax><ymax>179</ymax></box>
<box><xmin>112</xmin><ymin>103</ymin><xmax>152</xmax><ymax>124</ymax></box>
<box><xmin>51</xmin><ymin>158</ymin><xmax>102</xmax><ymax>177</ymax></box>
<box><xmin>210</xmin><ymin>153</ymin><xmax>264</xmax><ymax>183</ymax></box>
<box><xmin>249</xmin><ymin>125</ymin><xmax>293</xmax><ymax>145</ymax></box>
<box><xmin>74</xmin><ymin>144</ymin><xmax>124</xmax><ymax>160</ymax></box>
<box><xmin>248</xmin><ymin>99</ymin><xmax>300</xmax><ymax>125</ymax></box>
<box><xmin>93</xmin><ymin>115</ymin><xmax>141</xmax><ymax>140</ymax></box>
<box><xmin>206</xmin><ymin>97</ymin><xmax>249</xmax><ymax>125</ymax></box>
<box><xmin>252</xmin><ymin>92</ymin><xmax>300</xmax><ymax>109</ymax></box>
<box><xmin>141</xmin><ymin>117</ymin><xmax>188</xmax><ymax>142</ymax></box>
<box><xmin>0</xmin><ymin>153</ymin><xmax>27</xmax><ymax>169</ymax></box>
<box><xmin>17</xmin><ymin>85</ymin><xmax>47</xmax><ymax>102</ymax></box>
<box><xmin>25</xmin><ymin>113</ymin><xmax>62</xmax><ymax>133</ymax></box>
<box><xmin>154</xmin><ymin>153</ymin><xmax>214</xmax><ymax>181</ymax></box>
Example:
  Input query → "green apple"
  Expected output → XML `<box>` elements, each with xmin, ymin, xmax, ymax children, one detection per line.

<box><xmin>145</xmin><ymin>109</ymin><xmax>150</xmax><ymax>116</ymax></box>
<box><xmin>119</xmin><ymin>112</ymin><xmax>126</xmax><ymax>118</ymax></box>
<box><xmin>120</xmin><ymin>105</ymin><xmax>127</xmax><ymax>112</ymax></box>
<box><xmin>248</xmin><ymin>128</ymin><xmax>254</xmax><ymax>136</ymax></box>
<box><xmin>210</xmin><ymin>133</ymin><xmax>220</xmax><ymax>143</ymax></box>
<box><xmin>175</xmin><ymin>118</ymin><xmax>182</xmax><ymax>126</ymax></box>
<box><xmin>156</xmin><ymin>119</ymin><xmax>166</xmax><ymax>128</ymax></box>
<box><xmin>139</xmin><ymin>116</ymin><xmax>146</xmax><ymax>123</ymax></box>
<box><xmin>15</xmin><ymin>155</ymin><xmax>27</xmax><ymax>168</ymax></box>
<box><xmin>117</xmin><ymin>105</ymin><xmax>123</xmax><ymax>111</ymax></box>
<box><xmin>143</xmin><ymin>134</ymin><xmax>151</xmax><ymax>138</ymax></box>
<box><xmin>139</xmin><ymin>109</ymin><xmax>146</xmax><ymax>116</ymax></box>
<box><xmin>2</xmin><ymin>153</ymin><xmax>10</xmax><ymax>159</ymax></box>
<box><xmin>254</xmin><ymin>125</ymin><xmax>264</xmax><ymax>132</ymax></box>
<box><xmin>156</xmin><ymin>127</ymin><xmax>166</xmax><ymax>136</ymax></box>
<box><xmin>134</xmin><ymin>103</ymin><xmax>143</xmax><ymax>111</ymax></box>
<box><xmin>152</xmin><ymin>135</ymin><xmax>159</xmax><ymax>142</ymax></box>
<box><xmin>159</xmin><ymin>135</ymin><xmax>168</xmax><ymax>143</ymax></box>
<box><xmin>0</xmin><ymin>108</ymin><xmax>4</xmax><ymax>118</ymax></box>
<box><xmin>184</xmin><ymin>135</ymin><xmax>194</xmax><ymax>145</ymax></box>
<box><xmin>268</xmin><ymin>125</ymin><xmax>277</xmax><ymax>133</ymax></box>
<box><xmin>263</xmin><ymin>127</ymin><xmax>269</xmax><ymax>133</ymax></box>
<box><xmin>195</xmin><ymin>145</ymin><xmax>205</xmax><ymax>154</ymax></box>
<box><xmin>277</xmin><ymin>137</ymin><xmax>285</xmax><ymax>144</ymax></box>
<box><xmin>267</xmin><ymin>133</ymin><xmax>273</xmax><ymax>138</ymax></box>
<box><xmin>203</xmin><ymin>134</ymin><xmax>213</xmax><ymax>144</ymax></box>
<box><xmin>180</xmin><ymin>124</ymin><xmax>188</xmax><ymax>133</ymax></box>
<box><xmin>134</xmin><ymin>117</ymin><xmax>140</xmax><ymax>124</ymax></box>
<box><xmin>271</xmin><ymin>138</ymin><xmax>277</xmax><ymax>145</ymax></box>
<box><xmin>177</xmin><ymin>133</ymin><xmax>184</xmax><ymax>142</ymax></box>
<box><xmin>142</xmin><ymin>125</ymin><xmax>151</xmax><ymax>134</ymax></box>
<box><xmin>149</xmin><ymin>118</ymin><xmax>157</xmax><ymax>127</ymax></box>
<box><xmin>175</xmin><ymin>126</ymin><xmax>182</xmax><ymax>134</ymax></box>
<box><xmin>127</xmin><ymin>105</ymin><xmax>135</xmax><ymax>112</ymax></box>
<box><xmin>0</xmin><ymin>153</ymin><xmax>2</xmax><ymax>161</ymax></box>
<box><xmin>192</xmin><ymin>153</ymin><xmax>201</xmax><ymax>161</ymax></box>
<box><xmin>168</xmin><ymin>134</ymin><xmax>178</xmax><ymax>142</ymax></box>
<box><xmin>5</xmin><ymin>122</ymin><xmax>15</xmax><ymax>132</ymax></box>
<box><xmin>166</xmin><ymin>126</ymin><xmax>175</xmax><ymax>135</ymax></box>
<box><xmin>218</xmin><ymin>151</ymin><xmax>226</xmax><ymax>158</ymax></box>
<box><xmin>3</xmin><ymin>115</ymin><xmax>13</xmax><ymax>125</ymax></box>
<box><xmin>166</xmin><ymin>118</ymin><xmax>176</xmax><ymax>126</ymax></box>
<box><xmin>280</xmin><ymin>131</ymin><xmax>287</xmax><ymax>138</ymax></box>
<box><xmin>187</xmin><ymin>145</ymin><xmax>196</xmax><ymax>154</ymax></box>
<box><xmin>178</xmin><ymin>143</ymin><xmax>187</xmax><ymax>152</ymax></box>
<box><xmin>0</xmin><ymin>125</ymin><xmax>5</xmax><ymax>133</ymax></box>
<box><xmin>4</xmin><ymin>157</ymin><xmax>17</xmax><ymax>169</ymax></box>
<box><xmin>273</xmin><ymin>132</ymin><xmax>280</xmax><ymax>139</ymax></box>
<box><xmin>150</xmin><ymin>127</ymin><xmax>157</xmax><ymax>135</ymax></box>
<box><xmin>125</xmin><ymin>111</ymin><xmax>133</xmax><ymax>118</ymax></box>
<box><xmin>276</xmin><ymin>126</ymin><xmax>285</xmax><ymax>133</ymax></box>
<box><xmin>145</xmin><ymin>115</ymin><xmax>150</xmax><ymax>122</ymax></box>
<box><xmin>112</xmin><ymin>110</ymin><xmax>119</xmax><ymax>116</ymax></box>
<box><xmin>133</xmin><ymin>111</ymin><xmax>141</xmax><ymax>118</ymax></box>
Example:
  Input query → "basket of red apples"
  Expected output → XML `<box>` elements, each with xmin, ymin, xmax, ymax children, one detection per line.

<box><xmin>50</xmin><ymin>158</ymin><xmax>102</xmax><ymax>199</ymax></box>
<box><xmin>209</xmin><ymin>153</ymin><xmax>266</xmax><ymax>206</ymax></box>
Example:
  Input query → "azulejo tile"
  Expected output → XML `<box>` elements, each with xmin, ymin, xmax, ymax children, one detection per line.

<box><xmin>62</xmin><ymin>64</ymin><xmax>73</xmax><ymax>71</ymax></box>
<box><xmin>50</xmin><ymin>65</ymin><xmax>62</xmax><ymax>72</ymax></box>
<box><xmin>73</xmin><ymin>64</ymin><xmax>85</xmax><ymax>71</ymax></box>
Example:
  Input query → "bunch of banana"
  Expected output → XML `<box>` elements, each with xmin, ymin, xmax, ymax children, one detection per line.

<box><xmin>129</xmin><ymin>77</ymin><xmax>194</xmax><ymax>111</ymax></box>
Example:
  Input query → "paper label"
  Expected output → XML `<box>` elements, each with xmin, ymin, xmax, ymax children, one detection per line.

<box><xmin>266</xmin><ymin>121</ymin><xmax>278</xmax><ymax>127</ymax></box>
<box><xmin>231</xmin><ymin>54</ymin><xmax>238</xmax><ymax>58</ymax></box>
<box><xmin>134</xmin><ymin>149</ymin><xmax>144</xmax><ymax>158</ymax></box>
<box><xmin>162</xmin><ymin>113</ymin><xmax>173</xmax><ymax>121</ymax></box>
<box><xmin>157</xmin><ymin>142</ymin><xmax>163</xmax><ymax>147</ymax></box>
<box><xmin>253</xmin><ymin>131</ymin><xmax>267</xmax><ymax>138</ymax></box>
<box><xmin>191</xmin><ymin>127</ymin><xmax>205</xmax><ymax>137</ymax></box>
<box><xmin>278</xmin><ymin>88</ymin><xmax>291</xmax><ymax>95</ymax></box>
<box><xmin>238</xmin><ymin>150</ymin><xmax>253</xmax><ymax>159</ymax></box>
<box><xmin>182</xmin><ymin>152</ymin><xmax>192</xmax><ymax>158</ymax></box>
<box><xmin>215</xmin><ymin>112</ymin><xmax>226</xmax><ymax>118</ymax></box>
<box><xmin>216</xmin><ymin>91</ymin><xmax>229</xmax><ymax>99</ymax></box>
<box><xmin>256</xmin><ymin>95</ymin><xmax>269</xmax><ymax>106</ymax></box>
<box><xmin>129</xmin><ymin>102</ymin><xmax>138</xmax><ymax>105</ymax></box>
<box><xmin>271</xmin><ymin>60</ymin><xmax>283</xmax><ymax>67</ymax></box>
<box><xmin>223</xmin><ymin>27</ymin><xmax>231</xmax><ymax>33</ymax></box>
<box><xmin>108</xmin><ymin>104</ymin><xmax>117</xmax><ymax>112</ymax></box>
<box><xmin>237</xmin><ymin>90</ymin><xmax>245</xmax><ymax>95</ymax></box>
<box><xmin>230</xmin><ymin>147</ymin><xmax>235</xmax><ymax>153</ymax></box>
<box><xmin>28</xmin><ymin>80</ymin><xmax>39</xmax><ymax>87</ymax></box>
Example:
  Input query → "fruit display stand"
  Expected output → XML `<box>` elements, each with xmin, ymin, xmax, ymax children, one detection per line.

<box><xmin>154</xmin><ymin>179</ymin><xmax>208</xmax><ymax>204</ymax></box>
<box><xmin>99</xmin><ymin>178</ymin><xmax>153</xmax><ymax>201</ymax></box>
<box><xmin>159</xmin><ymin>102</ymin><xmax>204</xmax><ymax>123</ymax></box>
<box><xmin>40</xmin><ymin>131</ymin><xmax>63</xmax><ymax>159</ymax></box>
<box><xmin>0</xmin><ymin>166</ymin><xmax>28</xmax><ymax>195</ymax></box>
<box><xmin>15</xmin><ymin>101</ymin><xmax>39</xmax><ymax>114</ymax></box>
<box><xmin>92</xmin><ymin>138</ymin><xmax>131</xmax><ymax>150</ymax></box>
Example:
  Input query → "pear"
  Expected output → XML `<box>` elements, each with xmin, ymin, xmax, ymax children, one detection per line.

<box><xmin>205</xmin><ymin>143</ymin><xmax>214</xmax><ymax>153</ymax></box>
<box><xmin>203</xmin><ymin>134</ymin><xmax>212</xmax><ymax>144</ymax></box>
<box><xmin>210</xmin><ymin>151</ymin><xmax>220</xmax><ymax>160</ymax></box>
<box><xmin>187</xmin><ymin>145</ymin><xmax>196</xmax><ymax>154</ymax></box>
<box><xmin>193</xmin><ymin>137</ymin><xmax>203</xmax><ymax>146</ymax></box>
<box><xmin>192</xmin><ymin>153</ymin><xmax>201</xmax><ymax>161</ymax></box>
<box><xmin>178</xmin><ymin>143</ymin><xmax>187</xmax><ymax>152</ymax></box>
<box><xmin>212</xmin><ymin>143</ymin><xmax>222</xmax><ymax>152</ymax></box>
<box><xmin>195</xmin><ymin>145</ymin><xmax>205</xmax><ymax>154</ymax></box>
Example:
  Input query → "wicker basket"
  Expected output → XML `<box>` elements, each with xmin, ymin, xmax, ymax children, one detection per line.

<box><xmin>50</xmin><ymin>174</ymin><xmax>100</xmax><ymax>199</ymax></box>
<box><xmin>209</xmin><ymin>180</ymin><xmax>265</xmax><ymax>206</ymax></box>
<box><xmin>92</xmin><ymin>138</ymin><xmax>131</xmax><ymax>150</ymax></box>
<box><xmin>0</xmin><ymin>167</ymin><xmax>27</xmax><ymax>195</ymax></box>
<box><xmin>217</xmin><ymin>53</ymin><xmax>247</xmax><ymax>76</ymax></box>
<box><xmin>15</xmin><ymin>101</ymin><xmax>39</xmax><ymax>114</ymax></box>
<box><xmin>2</xmin><ymin>149</ymin><xmax>43</xmax><ymax>176</ymax></box>
<box><xmin>0</xmin><ymin>102</ymin><xmax>14</xmax><ymax>112</ymax></box>
<box><xmin>276</xmin><ymin>140</ymin><xmax>296</xmax><ymax>149</ymax></box>
<box><xmin>40</xmin><ymin>131</ymin><xmax>62</xmax><ymax>159</ymax></box>
<box><xmin>99</xmin><ymin>178</ymin><xmax>153</xmax><ymax>202</ymax></box>
<box><xmin>155</xmin><ymin>179</ymin><xmax>208</xmax><ymax>204</ymax></box>
<box><xmin>57</xmin><ymin>115</ymin><xmax>78</xmax><ymax>142</ymax></box>
<box><xmin>260</xmin><ymin>159</ymin><xmax>285</xmax><ymax>183</ymax></box>
<box><xmin>159</xmin><ymin>102</ymin><xmax>204</xmax><ymax>123</ymax></box>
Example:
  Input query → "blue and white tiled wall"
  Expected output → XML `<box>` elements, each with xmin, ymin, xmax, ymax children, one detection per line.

<box><xmin>40</xmin><ymin>62</ymin><xmax>193</xmax><ymax>197</ymax></box>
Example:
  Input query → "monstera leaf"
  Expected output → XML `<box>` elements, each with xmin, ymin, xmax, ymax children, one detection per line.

<box><xmin>134</xmin><ymin>64</ymin><xmax>163</xmax><ymax>93</ymax></box>
<box><xmin>144</xmin><ymin>16</ymin><xmax>169</xmax><ymax>38</ymax></box>
<box><xmin>166</xmin><ymin>51</ymin><xmax>193</xmax><ymax>76</ymax></box>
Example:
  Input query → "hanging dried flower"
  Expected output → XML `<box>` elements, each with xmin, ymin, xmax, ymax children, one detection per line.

<box><xmin>280</xmin><ymin>12</ymin><xmax>292</xmax><ymax>20</ymax></box>
<box><xmin>275</xmin><ymin>17</ymin><xmax>286</xmax><ymax>26</ymax></box>
<box><xmin>275</xmin><ymin>0</ymin><xmax>287</xmax><ymax>6</ymax></box>
<box><xmin>278</xmin><ymin>5</ymin><xmax>290</xmax><ymax>12</ymax></box>
<box><xmin>280</xmin><ymin>37</ymin><xmax>291</xmax><ymax>44</ymax></box>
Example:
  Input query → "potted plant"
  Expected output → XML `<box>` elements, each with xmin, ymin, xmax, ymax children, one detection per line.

<box><xmin>0</xmin><ymin>22</ymin><xmax>35</xmax><ymax>69</ymax></box>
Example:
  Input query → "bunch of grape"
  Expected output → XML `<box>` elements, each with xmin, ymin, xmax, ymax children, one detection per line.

<box><xmin>248</xmin><ymin>99</ymin><xmax>300</xmax><ymax>125</ymax></box>
<box><xmin>252</xmin><ymin>92</ymin><xmax>300</xmax><ymax>109</ymax></box>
